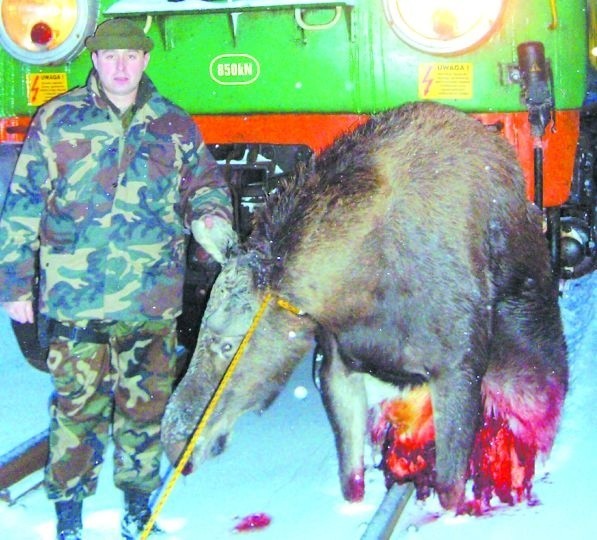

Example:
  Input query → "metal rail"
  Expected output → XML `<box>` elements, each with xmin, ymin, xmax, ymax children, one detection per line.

<box><xmin>0</xmin><ymin>429</ymin><xmax>48</xmax><ymax>492</ymax></box>
<box><xmin>361</xmin><ymin>482</ymin><xmax>415</xmax><ymax>540</ymax></box>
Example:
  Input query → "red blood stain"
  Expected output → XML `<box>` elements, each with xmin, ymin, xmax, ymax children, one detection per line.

<box><xmin>470</xmin><ymin>412</ymin><xmax>537</xmax><ymax>508</ymax></box>
<box><xmin>233</xmin><ymin>512</ymin><xmax>272</xmax><ymax>532</ymax></box>
<box><xmin>371</xmin><ymin>386</ymin><xmax>437</xmax><ymax>499</ymax></box>
<box><xmin>369</xmin><ymin>378</ymin><xmax>564</xmax><ymax>514</ymax></box>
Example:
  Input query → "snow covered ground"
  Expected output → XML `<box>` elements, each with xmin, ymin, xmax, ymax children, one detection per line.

<box><xmin>0</xmin><ymin>270</ymin><xmax>595</xmax><ymax>539</ymax></box>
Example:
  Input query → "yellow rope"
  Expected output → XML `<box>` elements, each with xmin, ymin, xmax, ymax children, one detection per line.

<box><xmin>276</xmin><ymin>296</ymin><xmax>304</xmax><ymax>316</ymax></box>
<box><xmin>140</xmin><ymin>290</ymin><xmax>274</xmax><ymax>539</ymax></box>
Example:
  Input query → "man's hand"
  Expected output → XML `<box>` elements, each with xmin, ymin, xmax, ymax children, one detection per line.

<box><xmin>2</xmin><ymin>301</ymin><xmax>34</xmax><ymax>324</ymax></box>
<box><xmin>191</xmin><ymin>215</ymin><xmax>238</xmax><ymax>264</ymax></box>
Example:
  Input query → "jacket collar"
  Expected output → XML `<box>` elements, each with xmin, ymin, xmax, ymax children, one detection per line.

<box><xmin>87</xmin><ymin>70</ymin><xmax>155</xmax><ymax>115</ymax></box>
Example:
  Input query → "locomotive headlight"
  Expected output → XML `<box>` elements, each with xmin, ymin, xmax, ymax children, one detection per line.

<box><xmin>0</xmin><ymin>0</ymin><xmax>98</xmax><ymax>65</ymax></box>
<box><xmin>383</xmin><ymin>0</ymin><xmax>506</xmax><ymax>54</ymax></box>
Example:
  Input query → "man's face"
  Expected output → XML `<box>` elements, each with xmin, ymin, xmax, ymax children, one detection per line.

<box><xmin>92</xmin><ymin>49</ymin><xmax>149</xmax><ymax>107</ymax></box>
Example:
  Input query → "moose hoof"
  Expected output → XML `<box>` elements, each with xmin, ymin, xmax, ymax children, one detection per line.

<box><xmin>343</xmin><ymin>470</ymin><xmax>365</xmax><ymax>502</ymax></box>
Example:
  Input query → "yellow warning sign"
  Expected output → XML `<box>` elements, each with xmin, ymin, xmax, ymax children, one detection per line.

<box><xmin>418</xmin><ymin>63</ymin><xmax>473</xmax><ymax>100</ymax></box>
<box><xmin>26</xmin><ymin>73</ymin><xmax>68</xmax><ymax>106</ymax></box>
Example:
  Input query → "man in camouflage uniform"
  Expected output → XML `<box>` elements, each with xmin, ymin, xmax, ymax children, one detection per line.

<box><xmin>0</xmin><ymin>18</ymin><xmax>236</xmax><ymax>540</ymax></box>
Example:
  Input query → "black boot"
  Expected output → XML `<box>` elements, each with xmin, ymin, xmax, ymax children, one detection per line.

<box><xmin>121</xmin><ymin>489</ymin><xmax>164</xmax><ymax>539</ymax></box>
<box><xmin>55</xmin><ymin>500</ymin><xmax>83</xmax><ymax>540</ymax></box>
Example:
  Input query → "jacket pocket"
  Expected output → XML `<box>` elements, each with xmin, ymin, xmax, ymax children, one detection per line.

<box><xmin>40</xmin><ymin>211</ymin><xmax>77</xmax><ymax>253</ymax></box>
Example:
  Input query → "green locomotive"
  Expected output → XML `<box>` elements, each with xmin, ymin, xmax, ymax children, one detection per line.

<box><xmin>0</xmin><ymin>0</ymin><xmax>595</xmax><ymax>363</ymax></box>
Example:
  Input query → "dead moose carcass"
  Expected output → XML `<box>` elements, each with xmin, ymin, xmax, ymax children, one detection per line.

<box><xmin>161</xmin><ymin>102</ymin><xmax>568</xmax><ymax>512</ymax></box>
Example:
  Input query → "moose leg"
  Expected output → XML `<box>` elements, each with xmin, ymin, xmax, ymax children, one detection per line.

<box><xmin>317</xmin><ymin>331</ymin><xmax>368</xmax><ymax>502</ymax></box>
<box><xmin>429</xmin><ymin>365</ymin><xmax>483</xmax><ymax>511</ymax></box>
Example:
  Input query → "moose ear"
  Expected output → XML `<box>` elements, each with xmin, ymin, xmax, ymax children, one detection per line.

<box><xmin>191</xmin><ymin>216</ymin><xmax>237</xmax><ymax>264</ymax></box>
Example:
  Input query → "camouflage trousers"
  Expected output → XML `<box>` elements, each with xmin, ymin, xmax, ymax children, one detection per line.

<box><xmin>44</xmin><ymin>319</ymin><xmax>178</xmax><ymax>502</ymax></box>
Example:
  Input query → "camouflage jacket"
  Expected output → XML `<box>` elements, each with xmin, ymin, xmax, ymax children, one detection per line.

<box><xmin>0</xmin><ymin>72</ymin><xmax>232</xmax><ymax>321</ymax></box>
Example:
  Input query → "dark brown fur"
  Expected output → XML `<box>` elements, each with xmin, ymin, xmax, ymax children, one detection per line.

<box><xmin>162</xmin><ymin>102</ymin><xmax>567</xmax><ymax>511</ymax></box>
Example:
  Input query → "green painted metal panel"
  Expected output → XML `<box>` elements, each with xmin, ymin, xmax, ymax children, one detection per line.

<box><xmin>0</xmin><ymin>0</ymin><xmax>588</xmax><ymax>118</ymax></box>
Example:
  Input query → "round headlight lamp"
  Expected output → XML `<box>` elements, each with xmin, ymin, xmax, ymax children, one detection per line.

<box><xmin>0</xmin><ymin>0</ymin><xmax>98</xmax><ymax>65</ymax></box>
<box><xmin>383</xmin><ymin>0</ymin><xmax>506</xmax><ymax>54</ymax></box>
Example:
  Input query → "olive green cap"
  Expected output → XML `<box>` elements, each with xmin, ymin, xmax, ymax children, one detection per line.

<box><xmin>85</xmin><ymin>18</ymin><xmax>154</xmax><ymax>52</ymax></box>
